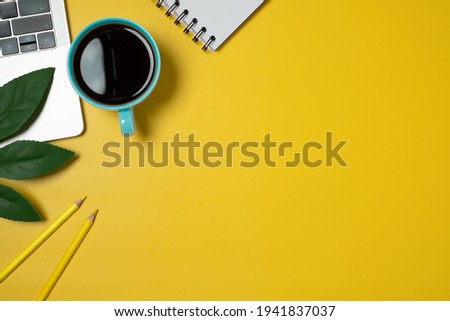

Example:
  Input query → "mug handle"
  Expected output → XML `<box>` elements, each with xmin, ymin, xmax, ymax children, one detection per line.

<box><xmin>118</xmin><ymin>108</ymin><xmax>135</xmax><ymax>136</ymax></box>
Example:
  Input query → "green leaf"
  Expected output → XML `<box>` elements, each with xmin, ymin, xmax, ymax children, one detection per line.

<box><xmin>0</xmin><ymin>68</ymin><xmax>55</xmax><ymax>141</ymax></box>
<box><xmin>0</xmin><ymin>184</ymin><xmax>40</xmax><ymax>222</ymax></box>
<box><xmin>0</xmin><ymin>140</ymin><xmax>75</xmax><ymax>180</ymax></box>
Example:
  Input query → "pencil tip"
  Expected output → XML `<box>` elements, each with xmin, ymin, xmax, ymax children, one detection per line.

<box><xmin>88</xmin><ymin>210</ymin><xmax>98</xmax><ymax>222</ymax></box>
<box><xmin>75</xmin><ymin>197</ymin><xmax>87</xmax><ymax>207</ymax></box>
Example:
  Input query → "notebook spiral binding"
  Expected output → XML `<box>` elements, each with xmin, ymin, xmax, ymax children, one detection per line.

<box><xmin>155</xmin><ymin>0</ymin><xmax>216</xmax><ymax>51</ymax></box>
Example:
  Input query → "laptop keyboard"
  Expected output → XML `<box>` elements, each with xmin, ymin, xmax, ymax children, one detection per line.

<box><xmin>0</xmin><ymin>0</ymin><xmax>56</xmax><ymax>57</ymax></box>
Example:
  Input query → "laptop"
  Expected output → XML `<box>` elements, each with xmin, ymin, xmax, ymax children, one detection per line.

<box><xmin>0</xmin><ymin>0</ymin><xmax>83</xmax><ymax>144</ymax></box>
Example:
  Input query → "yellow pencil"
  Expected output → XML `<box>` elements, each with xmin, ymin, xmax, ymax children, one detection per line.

<box><xmin>0</xmin><ymin>197</ymin><xmax>86</xmax><ymax>282</ymax></box>
<box><xmin>37</xmin><ymin>211</ymin><xmax>97</xmax><ymax>301</ymax></box>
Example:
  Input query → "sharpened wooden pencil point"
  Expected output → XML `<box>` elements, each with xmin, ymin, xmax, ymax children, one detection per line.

<box><xmin>75</xmin><ymin>197</ymin><xmax>87</xmax><ymax>207</ymax></box>
<box><xmin>88</xmin><ymin>210</ymin><xmax>98</xmax><ymax>222</ymax></box>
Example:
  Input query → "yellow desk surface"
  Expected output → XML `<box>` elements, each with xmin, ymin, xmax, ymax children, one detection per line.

<box><xmin>1</xmin><ymin>0</ymin><xmax>450</xmax><ymax>300</ymax></box>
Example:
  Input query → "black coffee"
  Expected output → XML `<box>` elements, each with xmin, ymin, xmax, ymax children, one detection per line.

<box><xmin>72</xmin><ymin>24</ymin><xmax>154</xmax><ymax>105</ymax></box>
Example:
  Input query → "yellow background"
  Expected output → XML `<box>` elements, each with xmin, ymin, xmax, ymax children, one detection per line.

<box><xmin>1</xmin><ymin>0</ymin><xmax>450</xmax><ymax>300</ymax></box>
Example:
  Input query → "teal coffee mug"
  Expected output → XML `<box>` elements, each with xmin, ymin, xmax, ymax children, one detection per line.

<box><xmin>68</xmin><ymin>18</ymin><xmax>160</xmax><ymax>136</ymax></box>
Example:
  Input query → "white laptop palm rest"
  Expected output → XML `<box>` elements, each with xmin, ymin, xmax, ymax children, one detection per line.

<box><xmin>0</xmin><ymin>0</ymin><xmax>83</xmax><ymax>145</ymax></box>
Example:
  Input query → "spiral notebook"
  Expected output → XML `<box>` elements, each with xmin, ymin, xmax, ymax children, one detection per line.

<box><xmin>155</xmin><ymin>0</ymin><xmax>264</xmax><ymax>51</ymax></box>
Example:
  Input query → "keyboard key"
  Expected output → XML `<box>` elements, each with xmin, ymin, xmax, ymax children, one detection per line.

<box><xmin>37</xmin><ymin>31</ymin><xmax>55</xmax><ymax>49</ymax></box>
<box><xmin>12</xmin><ymin>14</ymin><xmax>52</xmax><ymax>35</ymax></box>
<box><xmin>18</xmin><ymin>0</ymin><xmax>50</xmax><ymax>16</ymax></box>
<box><xmin>19</xmin><ymin>34</ymin><xmax>37</xmax><ymax>52</ymax></box>
<box><xmin>20</xmin><ymin>42</ymin><xmax>37</xmax><ymax>52</ymax></box>
<box><xmin>0</xmin><ymin>38</ymin><xmax>19</xmax><ymax>55</ymax></box>
<box><xmin>0</xmin><ymin>21</ymin><xmax>11</xmax><ymax>38</ymax></box>
<box><xmin>19</xmin><ymin>34</ymin><xmax>36</xmax><ymax>44</ymax></box>
<box><xmin>1</xmin><ymin>2</ymin><xmax>18</xmax><ymax>19</ymax></box>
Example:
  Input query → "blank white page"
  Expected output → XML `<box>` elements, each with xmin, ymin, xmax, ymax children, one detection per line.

<box><xmin>161</xmin><ymin>0</ymin><xmax>263</xmax><ymax>51</ymax></box>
